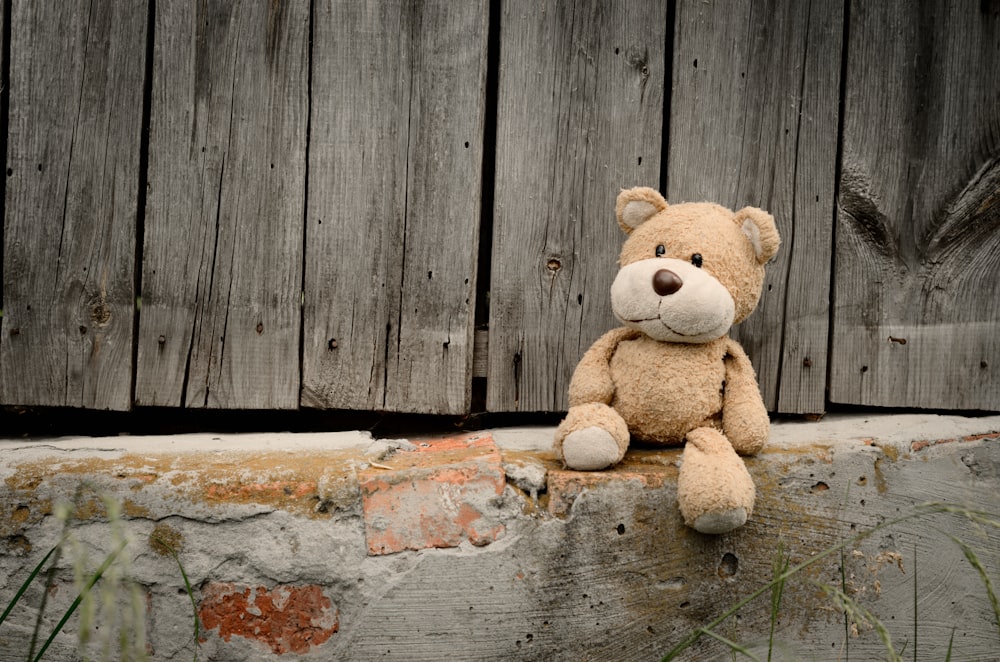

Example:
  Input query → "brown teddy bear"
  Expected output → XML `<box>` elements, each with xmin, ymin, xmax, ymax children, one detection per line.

<box><xmin>554</xmin><ymin>186</ymin><xmax>779</xmax><ymax>534</ymax></box>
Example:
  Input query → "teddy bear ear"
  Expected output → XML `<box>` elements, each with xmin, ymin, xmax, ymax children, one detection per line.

<box><xmin>734</xmin><ymin>206</ymin><xmax>780</xmax><ymax>264</ymax></box>
<box><xmin>615</xmin><ymin>187</ymin><xmax>668</xmax><ymax>234</ymax></box>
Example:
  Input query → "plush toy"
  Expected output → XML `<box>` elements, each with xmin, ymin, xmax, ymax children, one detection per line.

<box><xmin>554</xmin><ymin>186</ymin><xmax>779</xmax><ymax>534</ymax></box>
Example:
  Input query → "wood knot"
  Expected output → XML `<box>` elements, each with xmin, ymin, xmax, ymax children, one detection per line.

<box><xmin>158</xmin><ymin>335</ymin><xmax>166</xmax><ymax>345</ymax></box>
<box><xmin>256</xmin><ymin>321</ymin><xmax>264</xmax><ymax>335</ymax></box>
<box><xmin>90</xmin><ymin>300</ymin><xmax>111</xmax><ymax>326</ymax></box>
<box><xmin>625</xmin><ymin>45</ymin><xmax>649</xmax><ymax>72</ymax></box>
<box><xmin>546</xmin><ymin>258</ymin><xmax>562</xmax><ymax>272</ymax></box>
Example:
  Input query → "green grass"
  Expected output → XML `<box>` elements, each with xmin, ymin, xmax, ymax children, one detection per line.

<box><xmin>150</xmin><ymin>532</ymin><xmax>201</xmax><ymax>661</ymax></box>
<box><xmin>0</xmin><ymin>546</ymin><xmax>60</xmax><ymax>629</ymax></box>
<box><xmin>913</xmin><ymin>543</ymin><xmax>918</xmax><ymax>662</ymax></box>
<box><xmin>767</xmin><ymin>542</ymin><xmax>790</xmax><ymax>662</ymax></box>
<box><xmin>31</xmin><ymin>542</ymin><xmax>127</xmax><ymax>662</ymax></box>
<box><xmin>1</xmin><ymin>484</ymin><xmax>199</xmax><ymax>661</ymax></box>
<box><xmin>662</xmin><ymin>502</ymin><xmax>1000</xmax><ymax>661</ymax></box>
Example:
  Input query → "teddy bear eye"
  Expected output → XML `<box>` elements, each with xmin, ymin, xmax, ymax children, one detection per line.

<box><xmin>655</xmin><ymin>244</ymin><xmax>666</xmax><ymax>257</ymax></box>
<box><xmin>691</xmin><ymin>253</ymin><xmax>703</xmax><ymax>268</ymax></box>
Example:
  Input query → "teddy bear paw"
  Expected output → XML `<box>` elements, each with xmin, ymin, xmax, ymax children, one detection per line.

<box><xmin>691</xmin><ymin>507</ymin><xmax>748</xmax><ymax>535</ymax></box>
<box><xmin>562</xmin><ymin>426</ymin><xmax>620</xmax><ymax>470</ymax></box>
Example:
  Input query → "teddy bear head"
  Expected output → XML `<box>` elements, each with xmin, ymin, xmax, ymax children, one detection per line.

<box><xmin>610</xmin><ymin>187</ymin><xmax>779</xmax><ymax>343</ymax></box>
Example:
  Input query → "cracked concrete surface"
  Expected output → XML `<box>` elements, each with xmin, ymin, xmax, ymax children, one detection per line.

<box><xmin>2</xmin><ymin>413</ymin><xmax>999</xmax><ymax>660</ymax></box>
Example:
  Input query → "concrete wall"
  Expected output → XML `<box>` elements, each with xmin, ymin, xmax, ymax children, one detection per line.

<box><xmin>2</xmin><ymin>414</ymin><xmax>999</xmax><ymax>660</ymax></box>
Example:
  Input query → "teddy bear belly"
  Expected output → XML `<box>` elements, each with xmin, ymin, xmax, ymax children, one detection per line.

<box><xmin>608</xmin><ymin>338</ymin><xmax>726</xmax><ymax>445</ymax></box>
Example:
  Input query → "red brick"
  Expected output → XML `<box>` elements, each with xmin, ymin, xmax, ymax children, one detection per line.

<box><xmin>199</xmin><ymin>583</ymin><xmax>338</xmax><ymax>654</ymax></box>
<box><xmin>359</xmin><ymin>433</ymin><xmax>505</xmax><ymax>555</ymax></box>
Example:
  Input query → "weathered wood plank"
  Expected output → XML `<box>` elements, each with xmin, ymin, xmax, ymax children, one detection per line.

<box><xmin>301</xmin><ymin>2</ymin><xmax>408</xmax><ymax>412</ymax></box>
<box><xmin>135</xmin><ymin>1</ymin><xmax>308</xmax><ymax>409</ymax></box>
<box><xmin>0</xmin><ymin>0</ymin><xmax>4</xmax><ymax>331</ymax></box>
<box><xmin>668</xmin><ymin>0</ymin><xmax>844</xmax><ymax>414</ymax></box>
<box><xmin>0</xmin><ymin>0</ymin><xmax>147</xmax><ymax>410</ymax></box>
<box><xmin>384</xmin><ymin>2</ymin><xmax>488</xmax><ymax>414</ymax></box>
<box><xmin>486</xmin><ymin>0</ymin><xmax>665</xmax><ymax>412</ymax></box>
<box><xmin>302</xmin><ymin>0</ymin><xmax>487</xmax><ymax>414</ymax></box>
<box><xmin>831</xmin><ymin>0</ymin><xmax>1000</xmax><ymax>410</ymax></box>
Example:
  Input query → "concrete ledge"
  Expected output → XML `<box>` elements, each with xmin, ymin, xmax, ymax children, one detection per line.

<box><xmin>2</xmin><ymin>414</ymin><xmax>1000</xmax><ymax>660</ymax></box>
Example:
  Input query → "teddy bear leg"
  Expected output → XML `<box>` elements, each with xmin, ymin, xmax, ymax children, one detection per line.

<box><xmin>677</xmin><ymin>427</ymin><xmax>756</xmax><ymax>534</ymax></box>
<box><xmin>554</xmin><ymin>402</ymin><xmax>630</xmax><ymax>470</ymax></box>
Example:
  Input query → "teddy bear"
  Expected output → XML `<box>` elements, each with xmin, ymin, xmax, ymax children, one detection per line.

<box><xmin>554</xmin><ymin>186</ymin><xmax>779</xmax><ymax>534</ymax></box>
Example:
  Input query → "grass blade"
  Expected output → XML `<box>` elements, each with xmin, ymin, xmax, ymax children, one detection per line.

<box><xmin>912</xmin><ymin>544</ymin><xmax>917</xmax><ymax>662</ymax></box>
<box><xmin>817</xmin><ymin>582</ymin><xmax>901</xmax><ymax>662</ymax></box>
<box><xmin>662</xmin><ymin>502</ymin><xmax>998</xmax><ymax>661</ymax></box>
<box><xmin>0</xmin><ymin>544</ymin><xmax>61</xmax><ymax>627</ymax></box>
<box><xmin>27</xmin><ymin>549</ymin><xmax>65</xmax><ymax>661</ymax></box>
<box><xmin>947</xmin><ymin>535</ymin><xmax>1000</xmax><ymax>640</ymax></box>
<box><xmin>841</xmin><ymin>547</ymin><xmax>850</xmax><ymax>662</ymax></box>
<box><xmin>699</xmin><ymin>627</ymin><xmax>763</xmax><ymax>662</ymax></box>
<box><xmin>767</xmin><ymin>542</ymin><xmax>790</xmax><ymax>662</ymax></box>
<box><xmin>31</xmin><ymin>541</ymin><xmax>126</xmax><ymax>662</ymax></box>
<box><xmin>151</xmin><ymin>534</ymin><xmax>201</xmax><ymax>661</ymax></box>
<box><xmin>26</xmin><ymin>489</ymin><xmax>85</xmax><ymax>660</ymax></box>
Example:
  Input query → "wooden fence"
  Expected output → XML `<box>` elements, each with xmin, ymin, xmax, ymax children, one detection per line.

<box><xmin>0</xmin><ymin>0</ymin><xmax>997</xmax><ymax>415</ymax></box>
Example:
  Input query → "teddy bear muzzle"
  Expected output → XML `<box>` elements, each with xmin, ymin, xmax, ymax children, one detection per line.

<box><xmin>611</xmin><ymin>258</ymin><xmax>735</xmax><ymax>343</ymax></box>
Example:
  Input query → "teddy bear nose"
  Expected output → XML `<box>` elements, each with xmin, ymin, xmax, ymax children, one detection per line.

<box><xmin>652</xmin><ymin>269</ymin><xmax>683</xmax><ymax>296</ymax></box>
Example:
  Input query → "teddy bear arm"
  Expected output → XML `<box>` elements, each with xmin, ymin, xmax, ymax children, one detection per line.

<box><xmin>567</xmin><ymin>327</ymin><xmax>639</xmax><ymax>406</ymax></box>
<box><xmin>721</xmin><ymin>340</ymin><xmax>770</xmax><ymax>456</ymax></box>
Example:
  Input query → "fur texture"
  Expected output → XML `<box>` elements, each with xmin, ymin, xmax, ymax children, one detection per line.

<box><xmin>554</xmin><ymin>186</ymin><xmax>779</xmax><ymax>534</ymax></box>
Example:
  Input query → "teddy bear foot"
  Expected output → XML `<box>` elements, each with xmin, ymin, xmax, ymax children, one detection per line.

<box><xmin>555</xmin><ymin>403</ymin><xmax>629</xmax><ymax>470</ymax></box>
<box><xmin>692</xmin><ymin>507</ymin><xmax>748</xmax><ymax>535</ymax></box>
<box><xmin>677</xmin><ymin>427</ymin><xmax>756</xmax><ymax>534</ymax></box>
<box><xmin>561</xmin><ymin>426</ymin><xmax>621</xmax><ymax>470</ymax></box>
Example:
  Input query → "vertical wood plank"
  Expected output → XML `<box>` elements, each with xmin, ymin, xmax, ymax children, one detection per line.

<box><xmin>302</xmin><ymin>2</ymin><xmax>407</xmax><ymax>413</ymax></box>
<box><xmin>0</xmin><ymin>0</ymin><xmax>5</xmax><ymax>323</ymax></box>
<box><xmin>385</xmin><ymin>2</ymin><xmax>489</xmax><ymax>413</ymax></box>
<box><xmin>0</xmin><ymin>1</ymin><xmax>147</xmax><ymax>410</ymax></box>
<box><xmin>831</xmin><ymin>0</ymin><xmax>1000</xmax><ymax>410</ymax></box>
<box><xmin>135</xmin><ymin>1</ymin><xmax>308</xmax><ymax>409</ymax></box>
<box><xmin>486</xmin><ymin>0</ymin><xmax>665</xmax><ymax>412</ymax></box>
<box><xmin>668</xmin><ymin>0</ymin><xmax>843</xmax><ymax>414</ymax></box>
<box><xmin>302</xmin><ymin>0</ymin><xmax>487</xmax><ymax>414</ymax></box>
